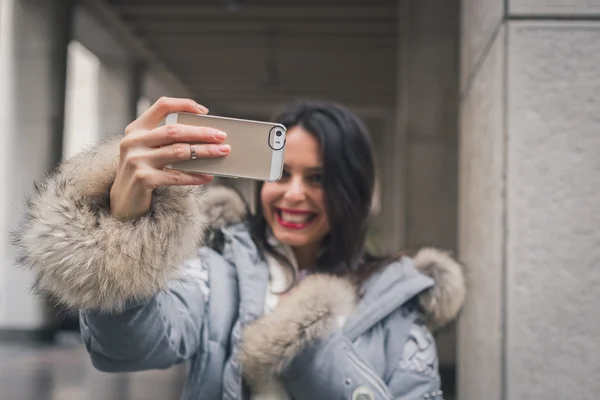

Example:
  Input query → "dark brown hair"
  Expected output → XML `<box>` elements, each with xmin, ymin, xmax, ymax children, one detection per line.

<box><xmin>250</xmin><ymin>100</ymin><xmax>399</xmax><ymax>286</ymax></box>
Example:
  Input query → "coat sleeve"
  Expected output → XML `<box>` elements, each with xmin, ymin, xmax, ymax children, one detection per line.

<box><xmin>11</xmin><ymin>135</ymin><xmax>215</xmax><ymax>370</ymax></box>
<box><xmin>79</xmin><ymin>255</ymin><xmax>209</xmax><ymax>372</ymax></box>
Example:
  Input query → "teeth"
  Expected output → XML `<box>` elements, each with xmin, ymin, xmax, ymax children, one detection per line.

<box><xmin>280</xmin><ymin>211</ymin><xmax>311</xmax><ymax>224</ymax></box>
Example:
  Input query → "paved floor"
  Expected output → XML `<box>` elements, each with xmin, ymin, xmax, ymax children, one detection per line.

<box><xmin>1</xmin><ymin>333</ymin><xmax>455</xmax><ymax>400</ymax></box>
<box><xmin>0</xmin><ymin>334</ymin><xmax>187</xmax><ymax>400</ymax></box>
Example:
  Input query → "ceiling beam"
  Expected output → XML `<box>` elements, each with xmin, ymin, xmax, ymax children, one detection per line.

<box><xmin>82</xmin><ymin>0</ymin><xmax>193</xmax><ymax>98</ymax></box>
<box><xmin>115</xmin><ymin>5</ymin><xmax>397</xmax><ymax>20</ymax></box>
<box><xmin>190</xmin><ymin>92</ymin><xmax>396</xmax><ymax>110</ymax></box>
<box><xmin>129</xmin><ymin>20</ymin><xmax>396</xmax><ymax>36</ymax></box>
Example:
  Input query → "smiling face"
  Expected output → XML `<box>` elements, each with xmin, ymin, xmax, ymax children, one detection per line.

<box><xmin>260</xmin><ymin>125</ymin><xmax>330</xmax><ymax>250</ymax></box>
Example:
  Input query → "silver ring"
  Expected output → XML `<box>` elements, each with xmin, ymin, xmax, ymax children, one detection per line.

<box><xmin>190</xmin><ymin>144</ymin><xmax>197</xmax><ymax>160</ymax></box>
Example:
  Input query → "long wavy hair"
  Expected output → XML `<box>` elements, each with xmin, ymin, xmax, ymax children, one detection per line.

<box><xmin>249</xmin><ymin>100</ymin><xmax>399</xmax><ymax>287</ymax></box>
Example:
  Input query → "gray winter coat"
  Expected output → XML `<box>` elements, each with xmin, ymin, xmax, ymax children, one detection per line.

<box><xmin>14</xmin><ymin>136</ymin><xmax>466</xmax><ymax>400</ymax></box>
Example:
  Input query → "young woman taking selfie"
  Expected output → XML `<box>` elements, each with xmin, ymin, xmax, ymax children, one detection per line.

<box><xmin>15</xmin><ymin>97</ymin><xmax>465</xmax><ymax>400</ymax></box>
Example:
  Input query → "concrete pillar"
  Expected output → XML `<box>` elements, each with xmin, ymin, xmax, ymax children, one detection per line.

<box><xmin>459</xmin><ymin>1</ymin><xmax>600</xmax><ymax>399</ymax></box>
<box><xmin>377</xmin><ymin>110</ymin><xmax>406</xmax><ymax>254</ymax></box>
<box><xmin>0</xmin><ymin>0</ymin><xmax>74</xmax><ymax>336</ymax></box>
<box><xmin>70</xmin><ymin>4</ymin><xmax>144</xmax><ymax>142</ymax></box>
<box><xmin>400</xmin><ymin>0</ymin><xmax>460</xmax><ymax>265</ymax></box>
<box><xmin>398</xmin><ymin>0</ymin><xmax>461</xmax><ymax>373</ymax></box>
<box><xmin>63</xmin><ymin>40</ymin><xmax>101</xmax><ymax>161</ymax></box>
<box><xmin>98</xmin><ymin>58</ymin><xmax>143</xmax><ymax>136</ymax></box>
<box><xmin>0</xmin><ymin>0</ymin><xmax>16</xmax><ymax>336</ymax></box>
<box><xmin>367</xmin><ymin>113</ymin><xmax>402</xmax><ymax>254</ymax></box>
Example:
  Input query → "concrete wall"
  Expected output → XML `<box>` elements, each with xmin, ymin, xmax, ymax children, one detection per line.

<box><xmin>0</xmin><ymin>0</ymin><xmax>67</xmax><ymax>330</ymax></box>
<box><xmin>459</xmin><ymin>1</ymin><xmax>600</xmax><ymax>399</ymax></box>
<box><xmin>0</xmin><ymin>0</ymin><xmax>189</xmax><ymax>333</ymax></box>
<box><xmin>63</xmin><ymin>41</ymin><xmax>102</xmax><ymax>161</ymax></box>
<box><xmin>0</xmin><ymin>0</ymin><xmax>15</xmax><ymax>326</ymax></box>
<box><xmin>398</xmin><ymin>0</ymin><xmax>461</xmax><ymax>367</ymax></box>
<box><xmin>1</xmin><ymin>0</ymin><xmax>465</xmax><ymax>376</ymax></box>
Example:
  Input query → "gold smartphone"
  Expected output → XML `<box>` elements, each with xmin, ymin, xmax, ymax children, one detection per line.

<box><xmin>165</xmin><ymin>112</ymin><xmax>287</xmax><ymax>181</ymax></box>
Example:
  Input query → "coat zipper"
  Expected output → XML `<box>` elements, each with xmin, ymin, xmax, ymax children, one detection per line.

<box><xmin>347</xmin><ymin>351</ymin><xmax>392</xmax><ymax>399</ymax></box>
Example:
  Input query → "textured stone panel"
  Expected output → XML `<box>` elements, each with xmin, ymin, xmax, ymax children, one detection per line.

<box><xmin>510</xmin><ymin>0</ymin><xmax>600</xmax><ymax>16</ymax></box>
<box><xmin>458</xmin><ymin>26</ymin><xmax>506</xmax><ymax>400</ymax></box>
<box><xmin>506</xmin><ymin>20</ymin><xmax>600</xmax><ymax>400</ymax></box>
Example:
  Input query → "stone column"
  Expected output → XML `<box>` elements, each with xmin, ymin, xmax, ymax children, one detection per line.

<box><xmin>459</xmin><ymin>1</ymin><xmax>600</xmax><ymax>399</ymax></box>
<box><xmin>0</xmin><ymin>0</ymin><xmax>74</xmax><ymax>337</ymax></box>
<box><xmin>98</xmin><ymin>58</ymin><xmax>143</xmax><ymax>136</ymax></box>
<box><xmin>398</xmin><ymin>0</ymin><xmax>461</xmax><ymax>375</ymax></box>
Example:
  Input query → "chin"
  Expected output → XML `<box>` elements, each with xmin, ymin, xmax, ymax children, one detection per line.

<box><xmin>273</xmin><ymin>230</ymin><xmax>313</xmax><ymax>247</ymax></box>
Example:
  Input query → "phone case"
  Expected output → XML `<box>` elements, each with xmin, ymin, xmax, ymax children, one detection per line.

<box><xmin>165</xmin><ymin>112</ymin><xmax>286</xmax><ymax>181</ymax></box>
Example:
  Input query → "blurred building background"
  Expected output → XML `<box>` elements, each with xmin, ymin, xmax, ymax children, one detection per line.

<box><xmin>0</xmin><ymin>0</ymin><xmax>599</xmax><ymax>399</ymax></box>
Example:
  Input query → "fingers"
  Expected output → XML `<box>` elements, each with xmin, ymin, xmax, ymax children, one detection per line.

<box><xmin>125</xmin><ymin>97</ymin><xmax>209</xmax><ymax>134</ymax></box>
<box><xmin>149</xmin><ymin>142</ymin><xmax>231</xmax><ymax>167</ymax></box>
<box><xmin>134</xmin><ymin>168</ymin><xmax>215</xmax><ymax>190</ymax></box>
<box><xmin>129</xmin><ymin>123</ymin><xmax>227</xmax><ymax>148</ymax></box>
<box><xmin>154</xmin><ymin>169</ymin><xmax>215</xmax><ymax>188</ymax></box>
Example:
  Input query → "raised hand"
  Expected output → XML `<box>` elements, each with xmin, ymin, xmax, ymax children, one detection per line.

<box><xmin>110</xmin><ymin>97</ymin><xmax>230</xmax><ymax>220</ymax></box>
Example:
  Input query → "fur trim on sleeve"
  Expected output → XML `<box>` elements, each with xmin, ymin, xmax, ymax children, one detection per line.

<box><xmin>239</xmin><ymin>274</ymin><xmax>357</xmax><ymax>392</ymax></box>
<box><xmin>413</xmin><ymin>247</ymin><xmax>466</xmax><ymax>331</ymax></box>
<box><xmin>12</xmin><ymin>135</ymin><xmax>209</xmax><ymax>313</ymax></box>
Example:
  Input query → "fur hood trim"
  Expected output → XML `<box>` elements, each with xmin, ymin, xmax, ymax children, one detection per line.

<box><xmin>239</xmin><ymin>274</ymin><xmax>357</xmax><ymax>392</ymax></box>
<box><xmin>413</xmin><ymin>247</ymin><xmax>466</xmax><ymax>331</ymax></box>
<box><xmin>12</xmin><ymin>135</ymin><xmax>238</xmax><ymax>313</ymax></box>
<box><xmin>238</xmin><ymin>251</ymin><xmax>465</xmax><ymax>390</ymax></box>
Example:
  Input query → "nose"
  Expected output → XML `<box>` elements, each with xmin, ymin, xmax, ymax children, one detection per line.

<box><xmin>283</xmin><ymin>176</ymin><xmax>306</xmax><ymax>202</ymax></box>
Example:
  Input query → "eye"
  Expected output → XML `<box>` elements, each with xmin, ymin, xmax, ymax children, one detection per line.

<box><xmin>279</xmin><ymin>169</ymin><xmax>291</xmax><ymax>182</ymax></box>
<box><xmin>307</xmin><ymin>173</ymin><xmax>322</xmax><ymax>185</ymax></box>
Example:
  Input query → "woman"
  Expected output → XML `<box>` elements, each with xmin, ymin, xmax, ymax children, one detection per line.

<box><xmin>15</xmin><ymin>97</ymin><xmax>465</xmax><ymax>400</ymax></box>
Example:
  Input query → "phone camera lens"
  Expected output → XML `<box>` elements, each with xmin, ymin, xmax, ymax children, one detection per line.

<box><xmin>276</xmin><ymin>130</ymin><xmax>282</xmax><ymax>137</ymax></box>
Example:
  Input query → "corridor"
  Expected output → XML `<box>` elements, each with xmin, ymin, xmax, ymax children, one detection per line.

<box><xmin>2</xmin><ymin>0</ymin><xmax>600</xmax><ymax>399</ymax></box>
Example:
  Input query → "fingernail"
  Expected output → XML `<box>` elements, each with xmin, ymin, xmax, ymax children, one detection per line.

<box><xmin>214</xmin><ymin>131</ymin><xmax>227</xmax><ymax>140</ymax></box>
<box><xmin>199</xmin><ymin>174</ymin><xmax>214</xmax><ymax>181</ymax></box>
<box><xmin>219</xmin><ymin>144</ymin><xmax>230</xmax><ymax>154</ymax></box>
<box><xmin>197</xmin><ymin>103</ymin><xmax>209</xmax><ymax>113</ymax></box>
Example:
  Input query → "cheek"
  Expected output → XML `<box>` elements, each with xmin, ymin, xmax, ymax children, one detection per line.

<box><xmin>308</xmin><ymin>190</ymin><xmax>329</xmax><ymax>229</ymax></box>
<box><xmin>260</xmin><ymin>183</ymin><xmax>278</xmax><ymax>215</ymax></box>
<box><xmin>311</xmin><ymin>189</ymin><xmax>327</xmax><ymax>213</ymax></box>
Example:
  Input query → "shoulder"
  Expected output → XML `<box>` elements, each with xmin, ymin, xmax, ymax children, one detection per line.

<box><xmin>204</xmin><ymin>220</ymin><xmax>258</xmax><ymax>257</ymax></box>
<box><xmin>200</xmin><ymin>183</ymin><xmax>257</xmax><ymax>253</ymax></box>
<box><xmin>199</xmin><ymin>220</ymin><xmax>263</xmax><ymax>287</ymax></box>
<box><xmin>362</xmin><ymin>248</ymin><xmax>466</xmax><ymax>332</ymax></box>
<box><xmin>202</xmin><ymin>184</ymin><xmax>249</xmax><ymax>231</ymax></box>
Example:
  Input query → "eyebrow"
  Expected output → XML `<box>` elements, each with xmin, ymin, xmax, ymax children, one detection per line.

<box><xmin>283</xmin><ymin>165</ymin><xmax>322</xmax><ymax>172</ymax></box>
